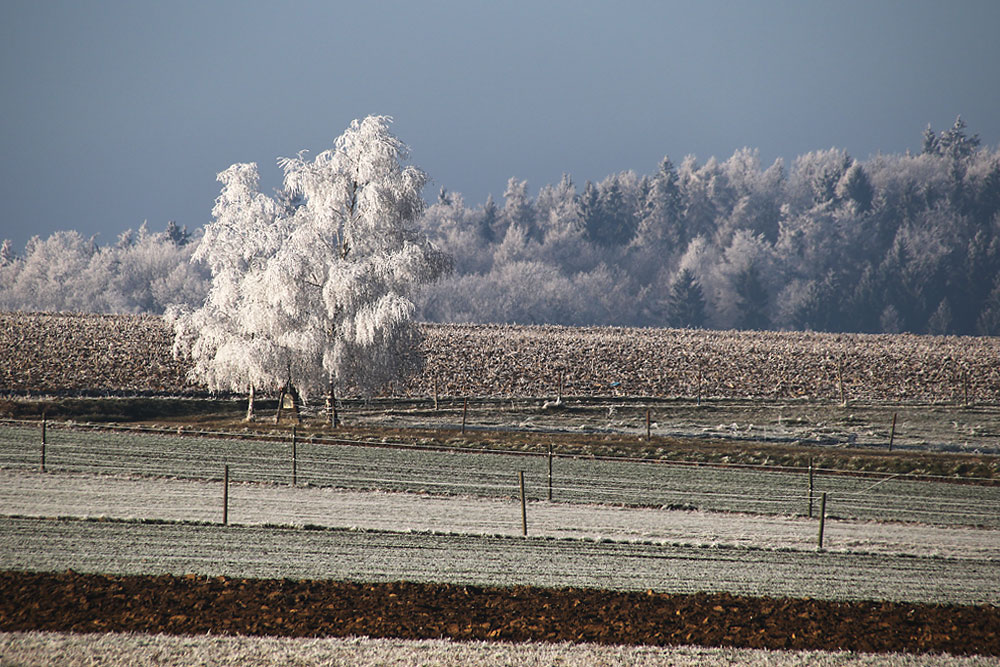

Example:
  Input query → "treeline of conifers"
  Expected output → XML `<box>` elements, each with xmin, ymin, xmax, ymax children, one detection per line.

<box><xmin>3</xmin><ymin>118</ymin><xmax>999</xmax><ymax>335</ymax></box>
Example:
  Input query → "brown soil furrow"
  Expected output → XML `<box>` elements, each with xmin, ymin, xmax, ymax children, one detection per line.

<box><xmin>1</xmin><ymin>570</ymin><xmax>997</xmax><ymax>655</ymax></box>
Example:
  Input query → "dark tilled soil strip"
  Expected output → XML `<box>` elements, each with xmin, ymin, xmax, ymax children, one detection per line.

<box><xmin>1</xmin><ymin>570</ymin><xmax>998</xmax><ymax>655</ymax></box>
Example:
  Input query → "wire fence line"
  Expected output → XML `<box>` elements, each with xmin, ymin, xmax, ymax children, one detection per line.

<box><xmin>1</xmin><ymin>421</ymin><xmax>998</xmax><ymax>529</ymax></box>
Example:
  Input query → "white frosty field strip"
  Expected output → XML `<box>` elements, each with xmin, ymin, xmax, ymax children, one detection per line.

<box><xmin>2</xmin><ymin>517</ymin><xmax>998</xmax><ymax>605</ymax></box>
<box><xmin>3</xmin><ymin>424</ymin><xmax>999</xmax><ymax>528</ymax></box>
<box><xmin>4</xmin><ymin>632</ymin><xmax>997</xmax><ymax>667</ymax></box>
<box><xmin>3</xmin><ymin>469</ymin><xmax>998</xmax><ymax>560</ymax></box>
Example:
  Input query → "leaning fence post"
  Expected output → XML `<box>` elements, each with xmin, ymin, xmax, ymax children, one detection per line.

<box><xmin>817</xmin><ymin>492</ymin><xmax>827</xmax><ymax>550</ymax></box>
<box><xmin>519</xmin><ymin>471</ymin><xmax>527</xmax><ymax>537</ymax></box>
<box><xmin>889</xmin><ymin>413</ymin><xmax>897</xmax><ymax>452</ymax></box>
<box><xmin>222</xmin><ymin>464</ymin><xmax>230</xmax><ymax>526</ymax></box>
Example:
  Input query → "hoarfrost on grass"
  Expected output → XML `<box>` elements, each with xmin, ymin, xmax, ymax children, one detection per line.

<box><xmin>3</xmin><ymin>424</ymin><xmax>997</xmax><ymax>529</ymax></box>
<box><xmin>1</xmin><ymin>469</ymin><xmax>997</xmax><ymax>560</ymax></box>
<box><xmin>2</xmin><ymin>632</ymin><xmax>998</xmax><ymax>667</ymax></box>
<box><xmin>2</xmin><ymin>516</ymin><xmax>998</xmax><ymax>605</ymax></box>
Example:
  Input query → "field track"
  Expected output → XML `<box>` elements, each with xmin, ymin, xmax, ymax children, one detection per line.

<box><xmin>3</xmin><ymin>312</ymin><xmax>1000</xmax><ymax>402</ymax></box>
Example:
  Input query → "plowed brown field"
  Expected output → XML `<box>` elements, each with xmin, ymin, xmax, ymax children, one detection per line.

<box><xmin>1</xmin><ymin>570</ymin><xmax>997</xmax><ymax>656</ymax></box>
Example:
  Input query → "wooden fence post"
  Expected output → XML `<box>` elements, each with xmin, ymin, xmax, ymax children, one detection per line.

<box><xmin>817</xmin><ymin>492</ymin><xmax>827</xmax><ymax>550</ymax></box>
<box><xmin>646</xmin><ymin>409</ymin><xmax>651</xmax><ymax>441</ymax></box>
<box><xmin>519</xmin><ymin>471</ymin><xmax>527</xmax><ymax>537</ymax></box>
<box><xmin>223</xmin><ymin>464</ymin><xmax>229</xmax><ymax>526</ymax></box>
<box><xmin>291</xmin><ymin>427</ymin><xmax>297</xmax><ymax>487</ymax></box>
<box><xmin>889</xmin><ymin>413</ymin><xmax>897</xmax><ymax>452</ymax></box>
<box><xmin>547</xmin><ymin>444</ymin><xmax>553</xmax><ymax>501</ymax></box>
<box><xmin>433</xmin><ymin>378</ymin><xmax>439</xmax><ymax>411</ymax></box>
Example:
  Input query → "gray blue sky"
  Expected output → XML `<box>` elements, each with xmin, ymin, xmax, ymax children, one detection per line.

<box><xmin>2</xmin><ymin>0</ymin><xmax>999</xmax><ymax>249</ymax></box>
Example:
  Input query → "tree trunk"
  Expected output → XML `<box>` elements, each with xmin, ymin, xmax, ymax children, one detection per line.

<box><xmin>288</xmin><ymin>384</ymin><xmax>301</xmax><ymax>424</ymax></box>
<box><xmin>244</xmin><ymin>385</ymin><xmax>256</xmax><ymax>422</ymax></box>
<box><xmin>275</xmin><ymin>385</ymin><xmax>286</xmax><ymax>424</ymax></box>
<box><xmin>326</xmin><ymin>380</ymin><xmax>340</xmax><ymax>427</ymax></box>
<box><xmin>276</xmin><ymin>383</ymin><xmax>302</xmax><ymax>425</ymax></box>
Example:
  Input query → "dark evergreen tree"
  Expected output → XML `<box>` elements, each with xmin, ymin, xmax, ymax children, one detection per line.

<box><xmin>579</xmin><ymin>181</ymin><xmax>601</xmax><ymax>242</ymax></box>
<box><xmin>666</xmin><ymin>268</ymin><xmax>706</xmax><ymax>328</ymax></box>
<box><xmin>927</xmin><ymin>298</ymin><xmax>953</xmax><ymax>335</ymax></box>
<box><xmin>939</xmin><ymin>115</ymin><xmax>980</xmax><ymax>162</ymax></box>
<box><xmin>976</xmin><ymin>278</ymin><xmax>1000</xmax><ymax>335</ymax></box>
<box><xmin>163</xmin><ymin>220</ymin><xmax>190</xmax><ymax>246</ymax></box>
<box><xmin>636</xmin><ymin>156</ymin><xmax>684</xmax><ymax>249</ymax></box>
<box><xmin>836</xmin><ymin>162</ymin><xmax>874</xmax><ymax>213</ymax></box>
<box><xmin>586</xmin><ymin>178</ymin><xmax>636</xmax><ymax>246</ymax></box>
<box><xmin>480</xmin><ymin>194</ymin><xmax>499</xmax><ymax>243</ymax></box>
<box><xmin>922</xmin><ymin>124</ymin><xmax>941</xmax><ymax>156</ymax></box>
<box><xmin>733</xmin><ymin>264</ymin><xmax>770</xmax><ymax>330</ymax></box>
<box><xmin>849</xmin><ymin>263</ymin><xmax>883</xmax><ymax>333</ymax></box>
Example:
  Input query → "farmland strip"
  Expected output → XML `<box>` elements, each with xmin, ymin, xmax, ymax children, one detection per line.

<box><xmin>2</xmin><ymin>570</ymin><xmax>999</xmax><ymax>655</ymax></box>
<box><xmin>1</xmin><ymin>517</ymin><xmax>997</xmax><ymax>605</ymax></box>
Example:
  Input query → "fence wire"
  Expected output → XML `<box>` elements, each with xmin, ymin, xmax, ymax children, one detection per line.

<box><xmin>1</xmin><ymin>421</ymin><xmax>998</xmax><ymax>529</ymax></box>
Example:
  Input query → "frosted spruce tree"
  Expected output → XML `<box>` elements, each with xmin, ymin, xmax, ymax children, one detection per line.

<box><xmin>170</xmin><ymin>116</ymin><xmax>450</xmax><ymax>423</ymax></box>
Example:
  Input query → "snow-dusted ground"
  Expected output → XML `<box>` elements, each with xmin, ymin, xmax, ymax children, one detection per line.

<box><xmin>2</xmin><ymin>469</ymin><xmax>996</xmax><ymax>560</ymax></box>
<box><xmin>4</xmin><ymin>632</ymin><xmax>997</xmax><ymax>667</ymax></box>
<box><xmin>4</xmin><ymin>516</ymin><xmax>998</xmax><ymax>604</ymax></box>
<box><xmin>4</xmin><ymin>424</ymin><xmax>997</xmax><ymax>528</ymax></box>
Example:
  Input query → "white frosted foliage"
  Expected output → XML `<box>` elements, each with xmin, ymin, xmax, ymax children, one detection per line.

<box><xmin>169</xmin><ymin>116</ymin><xmax>449</xmax><ymax>404</ymax></box>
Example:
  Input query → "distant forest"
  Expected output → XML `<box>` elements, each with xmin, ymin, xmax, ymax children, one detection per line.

<box><xmin>3</xmin><ymin>117</ymin><xmax>999</xmax><ymax>335</ymax></box>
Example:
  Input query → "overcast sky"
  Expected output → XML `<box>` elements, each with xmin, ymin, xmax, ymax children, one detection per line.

<box><xmin>2</xmin><ymin>0</ymin><xmax>999</xmax><ymax>249</ymax></box>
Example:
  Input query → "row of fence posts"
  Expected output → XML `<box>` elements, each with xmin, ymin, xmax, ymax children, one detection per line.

<box><xmin>31</xmin><ymin>408</ymin><xmax>906</xmax><ymax>472</ymax></box>
<box><xmin>33</xmin><ymin>417</ymin><xmax>840</xmax><ymax>550</ymax></box>
<box><xmin>514</xmin><ymin>466</ymin><xmax>830</xmax><ymax>548</ymax></box>
<box><xmin>215</xmin><ymin>463</ymin><xmax>833</xmax><ymax>549</ymax></box>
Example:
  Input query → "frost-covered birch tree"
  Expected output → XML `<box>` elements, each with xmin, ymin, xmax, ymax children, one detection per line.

<box><xmin>267</xmin><ymin>116</ymin><xmax>450</xmax><ymax>418</ymax></box>
<box><xmin>167</xmin><ymin>162</ymin><xmax>285</xmax><ymax>420</ymax></box>
<box><xmin>169</xmin><ymin>116</ymin><xmax>449</xmax><ymax>422</ymax></box>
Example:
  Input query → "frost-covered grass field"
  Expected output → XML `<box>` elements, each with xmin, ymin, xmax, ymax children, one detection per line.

<box><xmin>5</xmin><ymin>632</ymin><xmax>998</xmax><ymax>667</ymax></box>
<box><xmin>3</xmin><ymin>469</ymin><xmax>997</xmax><ymax>560</ymax></box>
<box><xmin>362</xmin><ymin>396</ymin><xmax>1000</xmax><ymax>457</ymax></box>
<box><xmin>2</xmin><ymin>424</ymin><xmax>997</xmax><ymax>528</ymax></box>
<box><xmin>3</xmin><ymin>515</ymin><xmax>998</xmax><ymax>605</ymax></box>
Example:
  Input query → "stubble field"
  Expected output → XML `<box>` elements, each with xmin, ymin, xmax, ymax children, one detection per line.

<box><xmin>2</xmin><ymin>312</ymin><xmax>1000</xmax><ymax>663</ymax></box>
